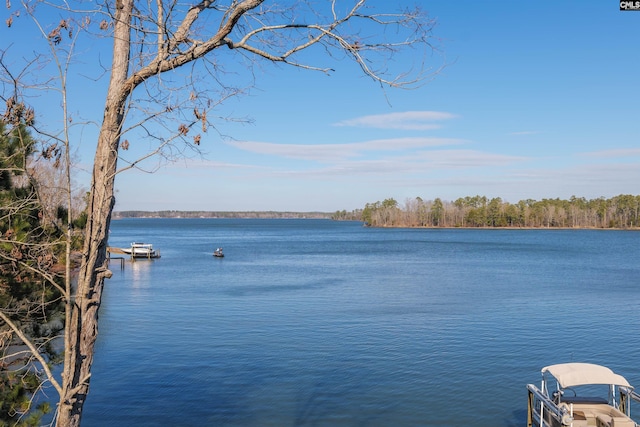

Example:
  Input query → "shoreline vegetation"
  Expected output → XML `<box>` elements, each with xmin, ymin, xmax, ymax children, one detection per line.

<box><xmin>112</xmin><ymin>211</ymin><xmax>335</xmax><ymax>219</ymax></box>
<box><xmin>358</xmin><ymin>194</ymin><xmax>640</xmax><ymax>229</ymax></box>
<box><xmin>113</xmin><ymin>194</ymin><xmax>640</xmax><ymax>230</ymax></box>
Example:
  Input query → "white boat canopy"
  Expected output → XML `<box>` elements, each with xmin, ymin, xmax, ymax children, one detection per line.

<box><xmin>542</xmin><ymin>363</ymin><xmax>632</xmax><ymax>389</ymax></box>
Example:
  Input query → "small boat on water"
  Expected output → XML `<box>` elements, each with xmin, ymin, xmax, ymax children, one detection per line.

<box><xmin>527</xmin><ymin>363</ymin><xmax>640</xmax><ymax>427</ymax></box>
<box><xmin>121</xmin><ymin>242</ymin><xmax>160</xmax><ymax>259</ymax></box>
<box><xmin>213</xmin><ymin>247</ymin><xmax>224</xmax><ymax>258</ymax></box>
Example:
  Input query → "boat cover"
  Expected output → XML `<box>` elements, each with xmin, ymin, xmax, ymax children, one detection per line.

<box><xmin>542</xmin><ymin>363</ymin><xmax>632</xmax><ymax>389</ymax></box>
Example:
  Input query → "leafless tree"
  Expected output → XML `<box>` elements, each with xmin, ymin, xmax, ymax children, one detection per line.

<box><xmin>2</xmin><ymin>1</ymin><xmax>441</xmax><ymax>425</ymax></box>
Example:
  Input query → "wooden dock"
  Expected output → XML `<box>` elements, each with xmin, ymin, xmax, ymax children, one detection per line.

<box><xmin>107</xmin><ymin>247</ymin><xmax>127</xmax><ymax>255</ymax></box>
<box><xmin>106</xmin><ymin>247</ymin><xmax>126</xmax><ymax>269</ymax></box>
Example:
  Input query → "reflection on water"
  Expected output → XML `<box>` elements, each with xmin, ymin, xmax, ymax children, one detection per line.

<box><xmin>129</xmin><ymin>259</ymin><xmax>154</xmax><ymax>284</ymax></box>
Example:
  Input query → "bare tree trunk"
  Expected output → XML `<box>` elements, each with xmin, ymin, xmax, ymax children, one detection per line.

<box><xmin>56</xmin><ymin>2</ymin><xmax>133</xmax><ymax>425</ymax></box>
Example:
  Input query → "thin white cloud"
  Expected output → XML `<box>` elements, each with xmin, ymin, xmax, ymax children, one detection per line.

<box><xmin>334</xmin><ymin>111</ymin><xmax>457</xmax><ymax>130</ymax></box>
<box><xmin>406</xmin><ymin>149</ymin><xmax>527</xmax><ymax>168</ymax></box>
<box><xmin>224</xmin><ymin>137</ymin><xmax>466</xmax><ymax>162</ymax></box>
<box><xmin>165</xmin><ymin>159</ymin><xmax>261</xmax><ymax>170</ymax></box>
<box><xmin>263</xmin><ymin>149</ymin><xmax>527</xmax><ymax>179</ymax></box>
<box><xmin>581</xmin><ymin>148</ymin><xmax>640</xmax><ymax>158</ymax></box>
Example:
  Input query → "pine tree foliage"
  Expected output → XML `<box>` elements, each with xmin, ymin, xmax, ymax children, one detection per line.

<box><xmin>0</xmin><ymin>115</ymin><xmax>65</xmax><ymax>426</ymax></box>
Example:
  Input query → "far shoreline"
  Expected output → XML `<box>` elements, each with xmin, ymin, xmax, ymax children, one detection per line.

<box><xmin>111</xmin><ymin>212</ymin><xmax>639</xmax><ymax>231</ymax></box>
<box><xmin>112</xmin><ymin>211</ymin><xmax>335</xmax><ymax>220</ymax></box>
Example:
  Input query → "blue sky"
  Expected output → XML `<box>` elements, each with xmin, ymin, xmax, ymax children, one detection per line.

<box><xmin>3</xmin><ymin>1</ymin><xmax>640</xmax><ymax>212</ymax></box>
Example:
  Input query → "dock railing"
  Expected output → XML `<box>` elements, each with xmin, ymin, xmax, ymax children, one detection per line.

<box><xmin>106</xmin><ymin>247</ymin><xmax>126</xmax><ymax>269</ymax></box>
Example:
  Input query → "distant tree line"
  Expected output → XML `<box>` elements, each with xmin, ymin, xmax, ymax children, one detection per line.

<box><xmin>113</xmin><ymin>210</ymin><xmax>334</xmax><ymax>219</ymax></box>
<box><xmin>357</xmin><ymin>195</ymin><xmax>640</xmax><ymax>229</ymax></box>
<box><xmin>331</xmin><ymin>210</ymin><xmax>363</xmax><ymax>221</ymax></box>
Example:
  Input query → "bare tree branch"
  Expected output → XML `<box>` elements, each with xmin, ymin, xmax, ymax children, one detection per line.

<box><xmin>0</xmin><ymin>311</ymin><xmax>62</xmax><ymax>394</ymax></box>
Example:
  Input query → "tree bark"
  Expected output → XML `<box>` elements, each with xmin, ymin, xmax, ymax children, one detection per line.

<box><xmin>55</xmin><ymin>1</ymin><xmax>133</xmax><ymax>425</ymax></box>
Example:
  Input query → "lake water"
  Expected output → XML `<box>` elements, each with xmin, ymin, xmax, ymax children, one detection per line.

<box><xmin>80</xmin><ymin>219</ymin><xmax>640</xmax><ymax>426</ymax></box>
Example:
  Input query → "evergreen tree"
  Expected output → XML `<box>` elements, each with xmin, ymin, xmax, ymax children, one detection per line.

<box><xmin>0</xmin><ymin>119</ymin><xmax>64</xmax><ymax>426</ymax></box>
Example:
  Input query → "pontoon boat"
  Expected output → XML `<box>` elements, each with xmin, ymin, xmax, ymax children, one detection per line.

<box><xmin>527</xmin><ymin>363</ymin><xmax>640</xmax><ymax>427</ymax></box>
